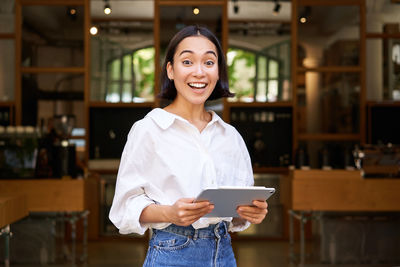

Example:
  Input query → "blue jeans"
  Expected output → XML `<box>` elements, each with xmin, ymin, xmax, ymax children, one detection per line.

<box><xmin>143</xmin><ymin>221</ymin><xmax>236</xmax><ymax>267</ymax></box>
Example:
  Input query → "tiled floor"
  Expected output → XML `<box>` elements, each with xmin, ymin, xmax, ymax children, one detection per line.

<box><xmin>6</xmin><ymin>239</ymin><xmax>292</xmax><ymax>267</ymax></box>
<box><xmin>5</xmin><ymin>238</ymin><xmax>400</xmax><ymax>266</ymax></box>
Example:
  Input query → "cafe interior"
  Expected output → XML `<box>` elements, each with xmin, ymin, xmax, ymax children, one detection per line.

<box><xmin>1</xmin><ymin>0</ymin><xmax>400</xmax><ymax>266</ymax></box>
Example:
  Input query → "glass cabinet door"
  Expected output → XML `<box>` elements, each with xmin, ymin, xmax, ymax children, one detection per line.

<box><xmin>296</xmin><ymin>4</ymin><xmax>361</xmax><ymax>135</ymax></box>
<box><xmin>0</xmin><ymin>39</ymin><xmax>15</xmax><ymax>102</ymax></box>
<box><xmin>0</xmin><ymin>0</ymin><xmax>15</xmax><ymax>102</ymax></box>
<box><xmin>90</xmin><ymin>1</ymin><xmax>154</xmax><ymax>103</ymax></box>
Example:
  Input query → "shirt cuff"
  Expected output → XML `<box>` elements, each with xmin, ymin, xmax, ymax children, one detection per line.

<box><xmin>228</xmin><ymin>218</ymin><xmax>251</xmax><ymax>232</ymax></box>
<box><xmin>118</xmin><ymin>195</ymin><xmax>155</xmax><ymax>235</ymax></box>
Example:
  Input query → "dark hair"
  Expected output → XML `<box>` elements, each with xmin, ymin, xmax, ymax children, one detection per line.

<box><xmin>159</xmin><ymin>25</ymin><xmax>234</xmax><ymax>100</ymax></box>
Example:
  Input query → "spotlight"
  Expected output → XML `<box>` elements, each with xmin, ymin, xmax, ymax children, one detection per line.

<box><xmin>69</xmin><ymin>7</ymin><xmax>76</xmax><ymax>15</ymax></box>
<box><xmin>273</xmin><ymin>1</ymin><xmax>281</xmax><ymax>16</ymax></box>
<box><xmin>90</xmin><ymin>26</ymin><xmax>98</xmax><ymax>35</ymax></box>
<box><xmin>193</xmin><ymin>7</ymin><xmax>200</xmax><ymax>15</ymax></box>
<box><xmin>299</xmin><ymin>6</ymin><xmax>311</xmax><ymax>24</ymax></box>
<box><xmin>67</xmin><ymin>7</ymin><xmax>77</xmax><ymax>20</ymax></box>
<box><xmin>104</xmin><ymin>1</ymin><xmax>111</xmax><ymax>15</ymax></box>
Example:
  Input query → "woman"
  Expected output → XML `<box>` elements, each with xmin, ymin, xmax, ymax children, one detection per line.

<box><xmin>109</xmin><ymin>25</ymin><xmax>268</xmax><ymax>267</ymax></box>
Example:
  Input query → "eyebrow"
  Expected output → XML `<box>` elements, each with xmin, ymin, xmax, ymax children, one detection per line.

<box><xmin>179</xmin><ymin>49</ymin><xmax>217</xmax><ymax>58</ymax></box>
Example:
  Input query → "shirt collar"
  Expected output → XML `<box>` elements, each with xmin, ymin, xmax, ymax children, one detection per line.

<box><xmin>146</xmin><ymin>108</ymin><xmax>228</xmax><ymax>131</ymax></box>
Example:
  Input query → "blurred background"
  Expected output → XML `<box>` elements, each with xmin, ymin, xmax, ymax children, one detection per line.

<box><xmin>0</xmin><ymin>0</ymin><xmax>400</xmax><ymax>266</ymax></box>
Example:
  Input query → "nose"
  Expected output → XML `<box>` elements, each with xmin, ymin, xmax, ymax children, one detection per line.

<box><xmin>193</xmin><ymin>63</ymin><xmax>205</xmax><ymax>77</ymax></box>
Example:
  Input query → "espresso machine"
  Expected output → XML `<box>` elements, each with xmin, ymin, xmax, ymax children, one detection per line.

<box><xmin>52</xmin><ymin>115</ymin><xmax>76</xmax><ymax>178</ymax></box>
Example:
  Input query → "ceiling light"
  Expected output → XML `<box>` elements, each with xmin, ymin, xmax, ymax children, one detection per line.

<box><xmin>299</xmin><ymin>6</ymin><xmax>311</xmax><ymax>24</ymax></box>
<box><xmin>69</xmin><ymin>7</ymin><xmax>76</xmax><ymax>16</ymax></box>
<box><xmin>193</xmin><ymin>7</ymin><xmax>200</xmax><ymax>15</ymax></box>
<box><xmin>104</xmin><ymin>1</ymin><xmax>111</xmax><ymax>15</ymax></box>
<box><xmin>67</xmin><ymin>7</ymin><xmax>77</xmax><ymax>20</ymax></box>
<box><xmin>273</xmin><ymin>1</ymin><xmax>281</xmax><ymax>16</ymax></box>
<box><xmin>90</xmin><ymin>26</ymin><xmax>98</xmax><ymax>35</ymax></box>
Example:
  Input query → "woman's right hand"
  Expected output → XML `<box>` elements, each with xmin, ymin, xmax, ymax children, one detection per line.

<box><xmin>165</xmin><ymin>198</ymin><xmax>214</xmax><ymax>226</ymax></box>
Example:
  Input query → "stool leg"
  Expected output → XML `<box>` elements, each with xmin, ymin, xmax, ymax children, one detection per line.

<box><xmin>3</xmin><ymin>225</ymin><xmax>10</xmax><ymax>267</ymax></box>
<box><xmin>69</xmin><ymin>215</ymin><xmax>77</xmax><ymax>266</ymax></box>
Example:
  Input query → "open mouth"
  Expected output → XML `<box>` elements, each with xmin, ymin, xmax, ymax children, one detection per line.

<box><xmin>188</xmin><ymin>82</ymin><xmax>207</xmax><ymax>89</ymax></box>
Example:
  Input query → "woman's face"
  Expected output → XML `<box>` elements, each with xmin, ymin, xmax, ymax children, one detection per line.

<box><xmin>167</xmin><ymin>36</ymin><xmax>219</xmax><ymax>106</ymax></box>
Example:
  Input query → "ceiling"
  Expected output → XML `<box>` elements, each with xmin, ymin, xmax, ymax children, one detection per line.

<box><xmin>90</xmin><ymin>0</ymin><xmax>291</xmax><ymax>21</ymax></box>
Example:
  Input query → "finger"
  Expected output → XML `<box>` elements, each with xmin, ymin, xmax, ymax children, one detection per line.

<box><xmin>176</xmin><ymin>203</ymin><xmax>214</xmax><ymax>218</ymax></box>
<box><xmin>177</xmin><ymin>200</ymin><xmax>211</xmax><ymax>210</ymax></box>
<box><xmin>189</xmin><ymin>202</ymin><xmax>213</xmax><ymax>211</ymax></box>
<box><xmin>238</xmin><ymin>206</ymin><xmax>267</xmax><ymax>214</ymax></box>
<box><xmin>239</xmin><ymin>214</ymin><xmax>263</xmax><ymax>224</ymax></box>
<box><xmin>182</xmin><ymin>205</ymin><xmax>213</xmax><ymax>217</ymax></box>
<box><xmin>178</xmin><ymin>212</ymin><xmax>209</xmax><ymax>225</ymax></box>
<box><xmin>252</xmin><ymin>200</ymin><xmax>268</xmax><ymax>209</ymax></box>
<box><xmin>238</xmin><ymin>210</ymin><xmax>266</xmax><ymax>220</ymax></box>
<box><xmin>179</xmin><ymin>198</ymin><xmax>196</xmax><ymax>203</ymax></box>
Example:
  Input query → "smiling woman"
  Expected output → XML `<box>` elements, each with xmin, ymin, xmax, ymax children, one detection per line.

<box><xmin>109</xmin><ymin>25</ymin><xmax>269</xmax><ymax>267</ymax></box>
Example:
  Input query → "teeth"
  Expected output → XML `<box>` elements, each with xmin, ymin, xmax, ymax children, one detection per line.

<box><xmin>189</xmin><ymin>83</ymin><xmax>206</xmax><ymax>89</ymax></box>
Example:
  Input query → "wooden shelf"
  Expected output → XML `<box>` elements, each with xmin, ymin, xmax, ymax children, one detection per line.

<box><xmin>225</xmin><ymin>101</ymin><xmax>293</xmax><ymax>108</ymax></box>
<box><xmin>0</xmin><ymin>102</ymin><xmax>14</xmax><ymax>107</ymax></box>
<box><xmin>297</xmin><ymin>133</ymin><xmax>360</xmax><ymax>141</ymax></box>
<box><xmin>298</xmin><ymin>0</ymin><xmax>363</xmax><ymax>5</ymax></box>
<box><xmin>0</xmin><ymin>33</ymin><xmax>15</xmax><ymax>39</ymax></box>
<box><xmin>366</xmin><ymin>32</ymin><xmax>400</xmax><ymax>39</ymax></box>
<box><xmin>253</xmin><ymin>166</ymin><xmax>289</xmax><ymax>174</ymax></box>
<box><xmin>88</xmin><ymin>102</ymin><xmax>155</xmax><ymax>108</ymax></box>
<box><xmin>20</xmin><ymin>0</ymin><xmax>84</xmax><ymax>5</ymax></box>
<box><xmin>366</xmin><ymin>100</ymin><xmax>400</xmax><ymax>107</ymax></box>
<box><xmin>158</xmin><ymin>0</ymin><xmax>225</xmax><ymax>6</ymax></box>
<box><xmin>298</xmin><ymin>66</ymin><xmax>362</xmax><ymax>73</ymax></box>
<box><xmin>21</xmin><ymin>67</ymin><xmax>85</xmax><ymax>73</ymax></box>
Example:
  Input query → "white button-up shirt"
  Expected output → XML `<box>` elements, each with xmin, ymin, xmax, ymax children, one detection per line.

<box><xmin>109</xmin><ymin>108</ymin><xmax>253</xmax><ymax>235</ymax></box>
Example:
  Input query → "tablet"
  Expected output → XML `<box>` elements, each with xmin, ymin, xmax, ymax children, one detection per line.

<box><xmin>195</xmin><ymin>186</ymin><xmax>276</xmax><ymax>218</ymax></box>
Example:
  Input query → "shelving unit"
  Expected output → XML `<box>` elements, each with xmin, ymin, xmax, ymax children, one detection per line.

<box><xmin>291</xmin><ymin>0</ymin><xmax>366</xmax><ymax>168</ymax></box>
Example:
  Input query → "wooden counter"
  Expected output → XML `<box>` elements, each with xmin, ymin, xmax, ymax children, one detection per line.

<box><xmin>282</xmin><ymin>170</ymin><xmax>400</xmax><ymax>211</ymax></box>
<box><xmin>0</xmin><ymin>178</ymin><xmax>99</xmax><ymax>240</ymax></box>
<box><xmin>0</xmin><ymin>194</ymin><xmax>28</xmax><ymax>228</ymax></box>
<box><xmin>0</xmin><ymin>179</ymin><xmax>88</xmax><ymax>212</ymax></box>
<box><xmin>282</xmin><ymin>170</ymin><xmax>400</xmax><ymax>265</ymax></box>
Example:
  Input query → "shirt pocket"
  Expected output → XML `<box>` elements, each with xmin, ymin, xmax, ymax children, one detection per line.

<box><xmin>215</xmin><ymin>153</ymin><xmax>249</xmax><ymax>186</ymax></box>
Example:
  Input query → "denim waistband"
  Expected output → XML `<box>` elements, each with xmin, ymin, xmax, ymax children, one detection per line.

<box><xmin>153</xmin><ymin>221</ymin><xmax>229</xmax><ymax>239</ymax></box>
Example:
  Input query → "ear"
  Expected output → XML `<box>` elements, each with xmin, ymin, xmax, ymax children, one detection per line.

<box><xmin>166</xmin><ymin>62</ymin><xmax>174</xmax><ymax>80</ymax></box>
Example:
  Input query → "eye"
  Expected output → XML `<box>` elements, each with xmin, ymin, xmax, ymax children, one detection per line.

<box><xmin>205</xmin><ymin>60</ymin><xmax>215</xmax><ymax>66</ymax></box>
<box><xmin>182</xmin><ymin>60</ymin><xmax>192</xmax><ymax>66</ymax></box>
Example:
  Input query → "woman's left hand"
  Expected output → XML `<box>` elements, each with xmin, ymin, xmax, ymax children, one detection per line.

<box><xmin>236</xmin><ymin>200</ymin><xmax>268</xmax><ymax>224</ymax></box>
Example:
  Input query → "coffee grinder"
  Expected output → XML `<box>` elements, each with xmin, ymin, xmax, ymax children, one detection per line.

<box><xmin>52</xmin><ymin>115</ymin><xmax>76</xmax><ymax>178</ymax></box>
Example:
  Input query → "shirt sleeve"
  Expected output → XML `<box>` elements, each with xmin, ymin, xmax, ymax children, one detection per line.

<box><xmin>109</xmin><ymin>121</ymin><xmax>159</xmax><ymax>235</ymax></box>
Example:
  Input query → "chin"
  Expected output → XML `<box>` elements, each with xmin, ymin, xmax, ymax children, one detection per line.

<box><xmin>189</xmin><ymin>97</ymin><xmax>209</xmax><ymax>105</ymax></box>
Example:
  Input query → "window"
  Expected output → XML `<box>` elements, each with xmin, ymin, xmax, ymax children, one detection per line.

<box><xmin>104</xmin><ymin>42</ymin><xmax>290</xmax><ymax>103</ymax></box>
<box><xmin>106</xmin><ymin>47</ymin><xmax>155</xmax><ymax>103</ymax></box>
<box><xmin>227</xmin><ymin>41</ymin><xmax>290</xmax><ymax>102</ymax></box>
